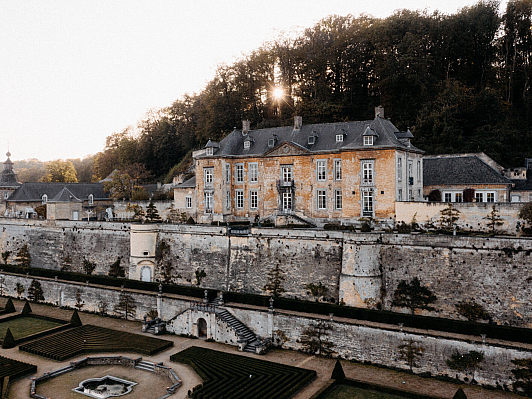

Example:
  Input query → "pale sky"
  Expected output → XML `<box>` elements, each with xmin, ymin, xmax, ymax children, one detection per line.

<box><xmin>0</xmin><ymin>0</ymin><xmax>507</xmax><ymax>162</ymax></box>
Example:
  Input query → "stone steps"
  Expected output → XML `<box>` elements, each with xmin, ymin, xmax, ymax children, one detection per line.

<box><xmin>135</xmin><ymin>360</ymin><xmax>156</xmax><ymax>372</ymax></box>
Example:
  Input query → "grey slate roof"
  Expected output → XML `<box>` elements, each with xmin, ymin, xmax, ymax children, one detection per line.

<box><xmin>0</xmin><ymin>152</ymin><xmax>21</xmax><ymax>188</ymax></box>
<box><xmin>8</xmin><ymin>183</ymin><xmax>108</xmax><ymax>202</ymax></box>
<box><xmin>50</xmin><ymin>187</ymin><xmax>82</xmax><ymax>202</ymax></box>
<box><xmin>512</xmin><ymin>178</ymin><xmax>532</xmax><ymax>191</ymax></box>
<box><xmin>423</xmin><ymin>156</ymin><xmax>511</xmax><ymax>186</ymax></box>
<box><xmin>201</xmin><ymin>117</ymin><xmax>422</xmax><ymax>158</ymax></box>
<box><xmin>175</xmin><ymin>176</ymin><xmax>196</xmax><ymax>188</ymax></box>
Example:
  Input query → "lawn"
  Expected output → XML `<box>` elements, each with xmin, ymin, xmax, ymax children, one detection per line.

<box><xmin>0</xmin><ymin>316</ymin><xmax>63</xmax><ymax>340</ymax></box>
<box><xmin>323</xmin><ymin>385</ymin><xmax>405</xmax><ymax>399</ymax></box>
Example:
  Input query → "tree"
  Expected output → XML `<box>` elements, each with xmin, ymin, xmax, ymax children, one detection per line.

<box><xmin>16</xmin><ymin>244</ymin><xmax>31</xmax><ymax>267</ymax></box>
<box><xmin>392</xmin><ymin>277</ymin><xmax>437</xmax><ymax>315</ymax></box>
<box><xmin>82</xmin><ymin>258</ymin><xmax>96</xmax><ymax>275</ymax></box>
<box><xmin>439</xmin><ymin>203</ymin><xmax>461</xmax><ymax>230</ymax></box>
<box><xmin>75</xmin><ymin>289</ymin><xmax>84</xmax><ymax>310</ymax></box>
<box><xmin>1</xmin><ymin>251</ymin><xmax>10</xmax><ymax>264</ymax></box>
<box><xmin>511</xmin><ymin>358</ymin><xmax>532</xmax><ymax>396</ymax></box>
<box><xmin>263</xmin><ymin>263</ymin><xmax>286</xmax><ymax>297</ymax></box>
<box><xmin>27</xmin><ymin>279</ymin><xmax>44</xmax><ymax>303</ymax></box>
<box><xmin>145</xmin><ymin>202</ymin><xmax>162</xmax><ymax>223</ymax></box>
<box><xmin>455</xmin><ymin>300</ymin><xmax>490</xmax><ymax>322</ymax></box>
<box><xmin>114</xmin><ymin>289</ymin><xmax>137</xmax><ymax>320</ymax></box>
<box><xmin>519</xmin><ymin>203</ymin><xmax>532</xmax><ymax>226</ymax></box>
<box><xmin>397</xmin><ymin>339</ymin><xmax>425</xmax><ymax>372</ymax></box>
<box><xmin>15</xmin><ymin>282</ymin><xmax>24</xmax><ymax>299</ymax></box>
<box><xmin>305</xmin><ymin>282</ymin><xmax>328</xmax><ymax>300</ymax></box>
<box><xmin>41</xmin><ymin>160</ymin><xmax>78</xmax><ymax>182</ymax></box>
<box><xmin>61</xmin><ymin>254</ymin><xmax>73</xmax><ymax>272</ymax></box>
<box><xmin>126</xmin><ymin>203</ymin><xmax>145</xmax><ymax>221</ymax></box>
<box><xmin>156</xmin><ymin>240</ymin><xmax>173</xmax><ymax>284</ymax></box>
<box><xmin>108</xmin><ymin>257</ymin><xmax>124</xmax><ymax>278</ymax></box>
<box><xmin>484</xmin><ymin>205</ymin><xmax>504</xmax><ymax>234</ymax></box>
<box><xmin>195</xmin><ymin>269</ymin><xmax>206</xmax><ymax>286</ymax></box>
<box><xmin>104</xmin><ymin>171</ymin><xmax>132</xmax><ymax>200</ymax></box>
<box><xmin>300</xmin><ymin>320</ymin><xmax>335</xmax><ymax>357</ymax></box>
<box><xmin>447</xmin><ymin>350</ymin><xmax>484</xmax><ymax>384</ymax></box>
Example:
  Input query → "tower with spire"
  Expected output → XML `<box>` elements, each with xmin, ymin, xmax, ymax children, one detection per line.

<box><xmin>0</xmin><ymin>151</ymin><xmax>21</xmax><ymax>210</ymax></box>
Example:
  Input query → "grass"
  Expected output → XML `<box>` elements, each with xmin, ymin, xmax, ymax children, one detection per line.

<box><xmin>0</xmin><ymin>316</ymin><xmax>63</xmax><ymax>340</ymax></box>
<box><xmin>19</xmin><ymin>325</ymin><xmax>173</xmax><ymax>361</ymax></box>
<box><xmin>323</xmin><ymin>385</ymin><xmax>404</xmax><ymax>399</ymax></box>
<box><xmin>170</xmin><ymin>346</ymin><xmax>316</xmax><ymax>399</ymax></box>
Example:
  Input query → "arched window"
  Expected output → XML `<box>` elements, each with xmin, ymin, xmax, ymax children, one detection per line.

<box><xmin>42</xmin><ymin>194</ymin><xmax>47</xmax><ymax>204</ymax></box>
<box><xmin>88</xmin><ymin>194</ymin><xmax>94</xmax><ymax>206</ymax></box>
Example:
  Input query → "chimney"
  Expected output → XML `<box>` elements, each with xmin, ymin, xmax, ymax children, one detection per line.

<box><xmin>294</xmin><ymin>116</ymin><xmax>302</xmax><ymax>129</ymax></box>
<box><xmin>375</xmin><ymin>105</ymin><xmax>384</xmax><ymax>119</ymax></box>
<box><xmin>242</xmin><ymin>120</ymin><xmax>250</xmax><ymax>135</ymax></box>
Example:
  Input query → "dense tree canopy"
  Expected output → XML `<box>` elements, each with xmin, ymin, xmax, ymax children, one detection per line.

<box><xmin>20</xmin><ymin>1</ymin><xmax>532</xmax><ymax>183</ymax></box>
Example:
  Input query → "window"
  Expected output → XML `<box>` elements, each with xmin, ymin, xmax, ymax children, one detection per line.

<box><xmin>408</xmin><ymin>190</ymin><xmax>413</xmax><ymax>201</ymax></box>
<box><xmin>335</xmin><ymin>190</ymin><xmax>342</xmax><ymax>209</ymax></box>
<box><xmin>204</xmin><ymin>168</ymin><xmax>214</xmax><ymax>187</ymax></box>
<box><xmin>511</xmin><ymin>194</ymin><xmax>521</xmax><ymax>203</ymax></box>
<box><xmin>268</xmin><ymin>138</ymin><xmax>275</xmax><ymax>147</ymax></box>
<box><xmin>88</xmin><ymin>194</ymin><xmax>94</xmax><ymax>206</ymax></box>
<box><xmin>397</xmin><ymin>157</ymin><xmax>402</xmax><ymax>181</ymax></box>
<box><xmin>204</xmin><ymin>192</ymin><xmax>213</xmax><ymax>213</ymax></box>
<box><xmin>282</xmin><ymin>192</ymin><xmax>292</xmax><ymax>211</ymax></box>
<box><xmin>235</xmin><ymin>164</ymin><xmax>244</xmax><ymax>183</ymax></box>
<box><xmin>444</xmin><ymin>193</ymin><xmax>452</xmax><ymax>202</ymax></box>
<box><xmin>186</xmin><ymin>196</ymin><xmax>192</xmax><ymax>208</ymax></box>
<box><xmin>249</xmin><ymin>163</ymin><xmax>258</xmax><ymax>183</ymax></box>
<box><xmin>362</xmin><ymin>161</ymin><xmax>374</xmax><ymax>184</ymax></box>
<box><xmin>455</xmin><ymin>193</ymin><xmax>463</xmax><ymax>203</ymax></box>
<box><xmin>475</xmin><ymin>192</ymin><xmax>483</xmax><ymax>203</ymax></box>
<box><xmin>336</xmin><ymin>134</ymin><xmax>344</xmax><ymax>142</ymax></box>
<box><xmin>244</xmin><ymin>141</ymin><xmax>250</xmax><ymax>149</ymax></box>
<box><xmin>3</xmin><ymin>192</ymin><xmax>8</xmax><ymax>199</ymax></box>
<box><xmin>417</xmin><ymin>160</ymin><xmax>421</xmax><ymax>182</ymax></box>
<box><xmin>364</xmin><ymin>136</ymin><xmax>373</xmax><ymax>146</ymax></box>
<box><xmin>225</xmin><ymin>191</ymin><xmax>231</xmax><ymax>209</ymax></box>
<box><xmin>250</xmin><ymin>190</ymin><xmax>258</xmax><ymax>209</ymax></box>
<box><xmin>206</xmin><ymin>147</ymin><xmax>213</xmax><ymax>156</ymax></box>
<box><xmin>236</xmin><ymin>190</ymin><xmax>244</xmax><ymax>208</ymax></box>
<box><xmin>308</xmin><ymin>136</ymin><xmax>316</xmax><ymax>145</ymax></box>
<box><xmin>316</xmin><ymin>160</ymin><xmax>327</xmax><ymax>181</ymax></box>
<box><xmin>42</xmin><ymin>194</ymin><xmax>47</xmax><ymax>204</ymax></box>
<box><xmin>417</xmin><ymin>189</ymin><xmax>421</xmax><ymax>200</ymax></box>
<box><xmin>317</xmin><ymin>189</ymin><xmax>327</xmax><ymax>209</ymax></box>
<box><xmin>334</xmin><ymin>160</ymin><xmax>341</xmax><ymax>181</ymax></box>
<box><xmin>408</xmin><ymin>161</ymin><xmax>413</xmax><ymax>180</ymax></box>
<box><xmin>362</xmin><ymin>189</ymin><xmax>374</xmax><ymax>216</ymax></box>
<box><xmin>398</xmin><ymin>189</ymin><xmax>403</xmax><ymax>201</ymax></box>
<box><xmin>281</xmin><ymin>165</ymin><xmax>293</xmax><ymax>185</ymax></box>
<box><xmin>486</xmin><ymin>192</ymin><xmax>495</xmax><ymax>202</ymax></box>
<box><xmin>224</xmin><ymin>164</ymin><xmax>231</xmax><ymax>183</ymax></box>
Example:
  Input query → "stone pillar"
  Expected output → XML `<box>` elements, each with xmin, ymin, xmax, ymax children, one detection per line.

<box><xmin>268</xmin><ymin>297</ymin><xmax>274</xmax><ymax>338</ymax></box>
<box><xmin>157</xmin><ymin>284</ymin><xmax>163</xmax><ymax>318</ymax></box>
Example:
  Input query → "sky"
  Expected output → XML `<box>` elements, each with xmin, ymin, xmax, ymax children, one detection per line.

<box><xmin>0</xmin><ymin>0</ymin><xmax>508</xmax><ymax>162</ymax></box>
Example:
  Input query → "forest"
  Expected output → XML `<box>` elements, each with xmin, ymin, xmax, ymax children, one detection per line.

<box><xmin>14</xmin><ymin>0</ymin><xmax>532</xmax><ymax>183</ymax></box>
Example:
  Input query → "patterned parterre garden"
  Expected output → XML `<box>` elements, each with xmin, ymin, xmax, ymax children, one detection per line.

<box><xmin>0</xmin><ymin>355</ymin><xmax>36</xmax><ymax>392</ymax></box>
<box><xmin>170</xmin><ymin>346</ymin><xmax>316</xmax><ymax>399</ymax></box>
<box><xmin>19</xmin><ymin>325</ymin><xmax>173</xmax><ymax>361</ymax></box>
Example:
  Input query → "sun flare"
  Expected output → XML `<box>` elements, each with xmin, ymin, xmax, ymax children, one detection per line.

<box><xmin>273</xmin><ymin>87</ymin><xmax>284</xmax><ymax>100</ymax></box>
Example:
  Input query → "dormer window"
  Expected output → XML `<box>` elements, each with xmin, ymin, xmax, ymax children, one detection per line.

<box><xmin>268</xmin><ymin>138</ymin><xmax>275</xmax><ymax>147</ymax></box>
<box><xmin>88</xmin><ymin>194</ymin><xmax>94</xmax><ymax>206</ymax></box>
<box><xmin>336</xmin><ymin>134</ymin><xmax>344</xmax><ymax>143</ymax></box>
<box><xmin>42</xmin><ymin>194</ymin><xmax>47</xmax><ymax>204</ymax></box>
<box><xmin>206</xmin><ymin>147</ymin><xmax>213</xmax><ymax>156</ymax></box>
<box><xmin>364</xmin><ymin>136</ymin><xmax>373</xmax><ymax>146</ymax></box>
<box><xmin>308</xmin><ymin>136</ymin><xmax>315</xmax><ymax>145</ymax></box>
<box><xmin>244</xmin><ymin>141</ymin><xmax>250</xmax><ymax>149</ymax></box>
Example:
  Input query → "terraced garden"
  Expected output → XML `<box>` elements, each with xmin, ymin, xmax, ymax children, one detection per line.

<box><xmin>0</xmin><ymin>355</ymin><xmax>36</xmax><ymax>393</ymax></box>
<box><xmin>170</xmin><ymin>346</ymin><xmax>316</xmax><ymax>399</ymax></box>
<box><xmin>19</xmin><ymin>325</ymin><xmax>173</xmax><ymax>361</ymax></box>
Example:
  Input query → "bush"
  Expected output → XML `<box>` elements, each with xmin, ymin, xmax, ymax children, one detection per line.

<box><xmin>360</xmin><ymin>222</ymin><xmax>371</xmax><ymax>232</ymax></box>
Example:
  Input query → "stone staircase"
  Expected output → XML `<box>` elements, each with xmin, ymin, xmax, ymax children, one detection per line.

<box><xmin>215</xmin><ymin>309</ymin><xmax>265</xmax><ymax>353</ymax></box>
<box><xmin>135</xmin><ymin>360</ymin><xmax>156</xmax><ymax>372</ymax></box>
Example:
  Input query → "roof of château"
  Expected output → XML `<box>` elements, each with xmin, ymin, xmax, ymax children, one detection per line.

<box><xmin>175</xmin><ymin>176</ymin><xmax>196</xmax><ymax>188</ymax></box>
<box><xmin>199</xmin><ymin>116</ymin><xmax>423</xmax><ymax>158</ymax></box>
<box><xmin>0</xmin><ymin>151</ymin><xmax>21</xmax><ymax>188</ymax></box>
<box><xmin>423</xmin><ymin>155</ymin><xmax>511</xmax><ymax>186</ymax></box>
<box><xmin>8</xmin><ymin>183</ymin><xmax>109</xmax><ymax>202</ymax></box>
<box><xmin>49</xmin><ymin>187</ymin><xmax>82</xmax><ymax>202</ymax></box>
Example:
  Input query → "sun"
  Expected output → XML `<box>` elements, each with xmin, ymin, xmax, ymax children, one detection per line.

<box><xmin>273</xmin><ymin>87</ymin><xmax>284</xmax><ymax>100</ymax></box>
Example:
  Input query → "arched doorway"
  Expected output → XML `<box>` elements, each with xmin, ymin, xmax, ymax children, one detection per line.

<box><xmin>197</xmin><ymin>318</ymin><xmax>207</xmax><ymax>338</ymax></box>
<box><xmin>140</xmin><ymin>266</ymin><xmax>152</xmax><ymax>282</ymax></box>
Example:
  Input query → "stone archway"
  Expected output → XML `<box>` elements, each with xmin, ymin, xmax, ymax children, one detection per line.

<box><xmin>140</xmin><ymin>266</ymin><xmax>152</xmax><ymax>282</ymax></box>
<box><xmin>197</xmin><ymin>318</ymin><xmax>207</xmax><ymax>338</ymax></box>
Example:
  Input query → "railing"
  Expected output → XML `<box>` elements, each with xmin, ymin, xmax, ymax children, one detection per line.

<box><xmin>189</xmin><ymin>301</ymin><xmax>217</xmax><ymax>313</ymax></box>
<box><xmin>276</xmin><ymin>179</ymin><xmax>295</xmax><ymax>188</ymax></box>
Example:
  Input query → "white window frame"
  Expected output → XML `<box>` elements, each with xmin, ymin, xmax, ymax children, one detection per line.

<box><xmin>250</xmin><ymin>190</ymin><xmax>258</xmax><ymax>209</ymax></box>
<box><xmin>282</xmin><ymin>191</ymin><xmax>292</xmax><ymax>211</ymax></box>
<box><xmin>408</xmin><ymin>161</ymin><xmax>413</xmax><ymax>181</ymax></box>
<box><xmin>444</xmin><ymin>192</ymin><xmax>452</xmax><ymax>202</ymax></box>
<box><xmin>244</xmin><ymin>140</ymin><xmax>250</xmax><ymax>149</ymax></box>
<box><xmin>334</xmin><ymin>159</ymin><xmax>341</xmax><ymax>181</ymax></box>
<box><xmin>362</xmin><ymin>189</ymin><xmax>374</xmax><ymax>217</ymax></box>
<box><xmin>475</xmin><ymin>192</ymin><xmax>483</xmax><ymax>203</ymax></box>
<box><xmin>249</xmin><ymin>163</ymin><xmax>258</xmax><ymax>183</ymax></box>
<box><xmin>361</xmin><ymin>160</ymin><xmax>374</xmax><ymax>185</ymax></box>
<box><xmin>455</xmin><ymin>193</ymin><xmax>463</xmax><ymax>203</ymax></box>
<box><xmin>398</xmin><ymin>189</ymin><xmax>403</xmax><ymax>201</ymax></box>
<box><xmin>88</xmin><ymin>194</ymin><xmax>94</xmax><ymax>206</ymax></box>
<box><xmin>235</xmin><ymin>164</ymin><xmax>244</xmax><ymax>184</ymax></box>
<box><xmin>417</xmin><ymin>160</ymin><xmax>421</xmax><ymax>182</ymax></box>
<box><xmin>364</xmin><ymin>136</ymin><xmax>373</xmax><ymax>146</ymax></box>
<box><xmin>186</xmin><ymin>196</ymin><xmax>192</xmax><ymax>209</ymax></box>
<box><xmin>336</xmin><ymin>134</ymin><xmax>344</xmax><ymax>142</ymax></box>
<box><xmin>206</xmin><ymin>147</ymin><xmax>213</xmax><ymax>156</ymax></box>
<box><xmin>236</xmin><ymin>190</ymin><xmax>244</xmax><ymax>209</ymax></box>
<box><xmin>281</xmin><ymin>165</ymin><xmax>293</xmax><ymax>184</ymax></box>
<box><xmin>408</xmin><ymin>190</ymin><xmax>413</xmax><ymax>201</ymax></box>
<box><xmin>204</xmin><ymin>168</ymin><xmax>214</xmax><ymax>188</ymax></box>
<box><xmin>204</xmin><ymin>192</ymin><xmax>213</xmax><ymax>213</ymax></box>
<box><xmin>334</xmin><ymin>190</ymin><xmax>342</xmax><ymax>209</ymax></box>
<box><xmin>316</xmin><ymin>160</ymin><xmax>327</xmax><ymax>181</ymax></box>
<box><xmin>486</xmin><ymin>192</ymin><xmax>495</xmax><ymax>202</ymax></box>
<box><xmin>42</xmin><ymin>194</ymin><xmax>47</xmax><ymax>204</ymax></box>
<box><xmin>397</xmin><ymin>157</ymin><xmax>402</xmax><ymax>181</ymax></box>
<box><xmin>224</xmin><ymin>164</ymin><xmax>231</xmax><ymax>183</ymax></box>
<box><xmin>3</xmin><ymin>192</ymin><xmax>8</xmax><ymax>199</ymax></box>
<box><xmin>316</xmin><ymin>189</ymin><xmax>327</xmax><ymax>210</ymax></box>
<box><xmin>225</xmin><ymin>190</ymin><xmax>231</xmax><ymax>209</ymax></box>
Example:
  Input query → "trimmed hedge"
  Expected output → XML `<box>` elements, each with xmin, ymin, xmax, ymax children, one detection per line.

<box><xmin>171</xmin><ymin>346</ymin><xmax>316</xmax><ymax>399</ymax></box>
<box><xmin>0</xmin><ymin>355</ymin><xmax>36</xmax><ymax>390</ymax></box>
<box><xmin>20</xmin><ymin>325</ymin><xmax>173</xmax><ymax>361</ymax></box>
<box><xmin>3</xmin><ymin>264</ymin><xmax>532</xmax><ymax>344</ymax></box>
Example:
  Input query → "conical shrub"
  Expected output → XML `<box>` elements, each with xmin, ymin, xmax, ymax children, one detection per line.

<box><xmin>4</xmin><ymin>298</ymin><xmax>15</xmax><ymax>313</ymax></box>
<box><xmin>70</xmin><ymin>309</ymin><xmax>82</xmax><ymax>326</ymax></box>
<box><xmin>453</xmin><ymin>388</ymin><xmax>467</xmax><ymax>399</ymax></box>
<box><xmin>2</xmin><ymin>328</ymin><xmax>15</xmax><ymax>349</ymax></box>
<box><xmin>21</xmin><ymin>301</ymin><xmax>32</xmax><ymax>316</ymax></box>
<box><xmin>331</xmin><ymin>360</ymin><xmax>345</xmax><ymax>381</ymax></box>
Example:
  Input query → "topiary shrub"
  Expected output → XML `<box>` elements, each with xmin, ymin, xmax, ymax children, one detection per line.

<box><xmin>70</xmin><ymin>309</ymin><xmax>83</xmax><ymax>327</ymax></box>
<box><xmin>21</xmin><ymin>301</ymin><xmax>32</xmax><ymax>316</ymax></box>
<box><xmin>2</xmin><ymin>328</ymin><xmax>16</xmax><ymax>349</ymax></box>
<box><xmin>331</xmin><ymin>360</ymin><xmax>345</xmax><ymax>380</ymax></box>
<box><xmin>4</xmin><ymin>298</ymin><xmax>15</xmax><ymax>313</ymax></box>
